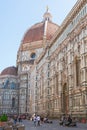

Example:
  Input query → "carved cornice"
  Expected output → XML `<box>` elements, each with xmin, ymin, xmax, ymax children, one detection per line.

<box><xmin>50</xmin><ymin>14</ymin><xmax>87</xmax><ymax>59</ymax></box>
<box><xmin>69</xmin><ymin>14</ymin><xmax>87</xmax><ymax>41</ymax></box>
<box><xmin>50</xmin><ymin>0</ymin><xmax>87</xmax><ymax>47</ymax></box>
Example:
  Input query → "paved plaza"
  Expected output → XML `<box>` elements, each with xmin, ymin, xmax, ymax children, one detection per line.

<box><xmin>22</xmin><ymin>119</ymin><xmax>87</xmax><ymax>130</ymax></box>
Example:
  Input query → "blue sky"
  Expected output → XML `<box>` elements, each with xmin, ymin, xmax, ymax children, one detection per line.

<box><xmin>0</xmin><ymin>0</ymin><xmax>77</xmax><ymax>72</ymax></box>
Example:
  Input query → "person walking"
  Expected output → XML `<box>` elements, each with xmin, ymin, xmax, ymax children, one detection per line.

<box><xmin>36</xmin><ymin>115</ymin><xmax>40</xmax><ymax>126</ymax></box>
<box><xmin>13</xmin><ymin>115</ymin><xmax>17</xmax><ymax>124</ymax></box>
<box><xmin>33</xmin><ymin>115</ymin><xmax>37</xmax><ymax>126</ymax></box>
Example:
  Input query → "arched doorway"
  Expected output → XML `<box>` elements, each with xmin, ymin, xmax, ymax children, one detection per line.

<box><xmin>12</xmin><ymin>97</ymin><xmax>15</xmax><ymax>108</ymax></box>
<box><xmin>62</xmin><ymin>83</ymin><xmax>69</xmax><ymax>114</ymax></box>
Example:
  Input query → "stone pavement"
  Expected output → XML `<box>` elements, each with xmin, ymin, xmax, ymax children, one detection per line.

<box><xmin>22</xmin><ymin>119</ymin><xmax>87</xmax><ymax>130</ymax></box>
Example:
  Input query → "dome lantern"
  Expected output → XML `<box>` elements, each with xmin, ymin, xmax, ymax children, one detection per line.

<box><xmin>43</xmin><ymin>6</ymin><xmax>52</xmax><ymax>22</ymax></box>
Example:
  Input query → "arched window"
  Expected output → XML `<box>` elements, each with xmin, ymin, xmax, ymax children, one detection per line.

<box><xmin>75</xmin><ymin>58</ymin><xmax>81</xmax><ymax>86</ymax></box>
<box><xmin>12</xmin><ymin>97</ymin><xmax>15</xmax><ymax>108</ymax></box>
<box><xmin>10</xmin><ymin>82</ymin><xmax>16</xmax><ymax>89</ymax></box>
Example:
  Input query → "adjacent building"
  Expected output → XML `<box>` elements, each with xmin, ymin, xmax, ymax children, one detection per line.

<box><xmin>0</xmin><ymin>66</ymin><xmax>19</xmax><ymax>115</ymax></box>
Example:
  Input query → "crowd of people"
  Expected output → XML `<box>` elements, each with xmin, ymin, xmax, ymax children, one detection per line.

<box><xmin>8</xmin><ymin>115</ymin><xmax>23</xmax><ymax>125</ymax></box>
<box><xmin>59</xmin><ymin>114</ymin><xmax>77</xmax><ymax>127</ymax></box>
<box><xmin>8</xmin><ymin>113</ymin><xmax>77</xmax><ymax>127</ymax></box>
<box><xmin>32</xmin><ymin>114</ymin><xmax>77</xmax><ymax>127</ymax></box>
<box><xmin>32</xmin><ymin>115</ymin><xmax>52</xmax><ymax>126</ymax></box>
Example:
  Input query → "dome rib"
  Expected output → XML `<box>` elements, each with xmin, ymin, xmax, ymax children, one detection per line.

<box><xmin>22</xmin><ymin>21</ymin><xmax>59</xmax><ymax>44</ymax></box>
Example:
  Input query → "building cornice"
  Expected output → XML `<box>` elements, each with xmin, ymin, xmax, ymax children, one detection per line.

<box><xmin>49</xmin><ymin>0</ymin><xmax>87</xmax><ymax>47</ymax></box>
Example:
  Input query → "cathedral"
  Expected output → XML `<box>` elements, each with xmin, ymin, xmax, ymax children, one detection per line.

<box><xmin>0</xmin><ymin>0</ymin><xmax>87</xmax><ymax>120</ymax></box>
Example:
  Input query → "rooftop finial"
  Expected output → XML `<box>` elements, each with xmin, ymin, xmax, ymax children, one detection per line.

<box><xmin>46</xmin><ymin>6</ymin><xmax>49</xmax><ymax>12</ymax></box>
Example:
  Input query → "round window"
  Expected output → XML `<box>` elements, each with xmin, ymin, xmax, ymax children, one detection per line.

<box><xmin>31</xmin><ymin>53</ymin><xmax>36</xmax><ymax>58</ymax></box>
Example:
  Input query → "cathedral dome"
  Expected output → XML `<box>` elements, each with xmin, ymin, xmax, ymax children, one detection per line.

<box><xmin>21</xmin><ymin>10</ymin><xmax>59</xmax><ymax>44</ymax></box>
<box><xmin>1</xmin><ymin>66</ymin><xmax>17</xmax><ymax>76</ymax></box>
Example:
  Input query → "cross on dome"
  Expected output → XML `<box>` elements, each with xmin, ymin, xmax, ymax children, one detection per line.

<box><xmin>46</xmin><ymin>6</ymin><xmax>49</xmax><ymax>12</ymax></box>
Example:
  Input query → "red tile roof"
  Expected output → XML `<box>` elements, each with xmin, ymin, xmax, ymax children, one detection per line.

<box><xmin>1</xmin><ymin>66</ymin><xmax>17</xmax><ymax>76</ymax></box>
<box><xmin>22</xmin><ymin>21</ymin><xmax>59</xmax><ymax>44</ymax></box>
